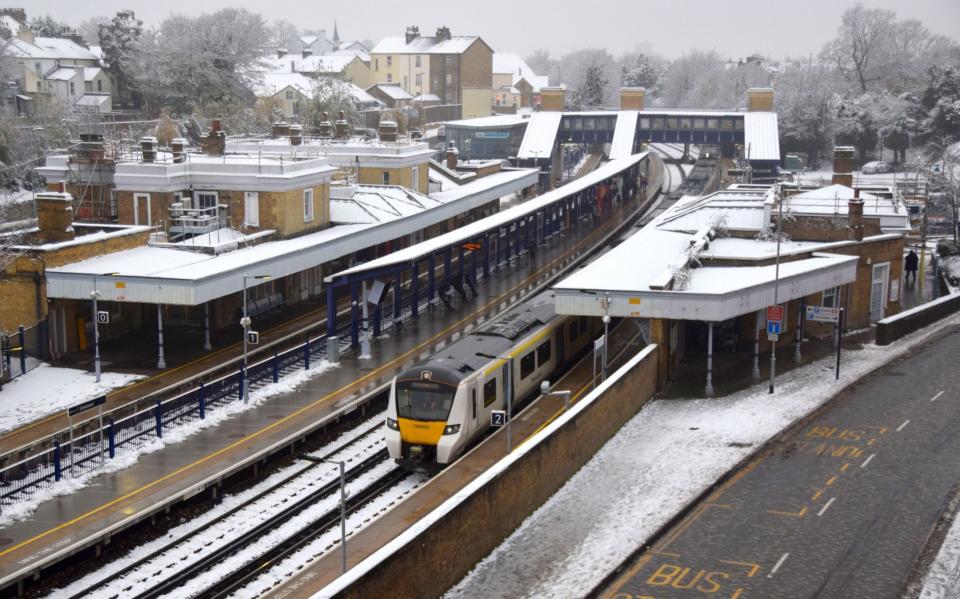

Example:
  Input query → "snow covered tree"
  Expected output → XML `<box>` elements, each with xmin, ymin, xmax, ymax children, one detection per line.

<box><xmin>620</xmin><ymin>53</ymin><xmax>660</xmax><ymax>91</ymax></box>
<box><xmin>576</xmin><ymin>63</ymin><xmax>608</xmax><ymax>109</ymax></box>
<box><xmin>556</xmin><ymin>48</ymin><xmax>616</xmax><ymax>109</ymax></box>
<box><xmin>658</xmin><ymin>50</ymin><xmax>724</xmax><ymax>107</ymax></box>
<box><xmin>301</xmin><ymin>79</ymin><xmax>361</xmax><ymax>132</ymax></box>
<box><xmin>28</xmin><ymin>15</ymin><xmax>69</xmax><ymax>37</ymax></box>
<box><xmin>918</xmin><ymin>64</ymin><xmax>960</xmax><ymax>154</ymax></box>
<box><xmin>269</xmin><ymin>19</ymin><xmax>299</xmax><ymax>53</ymax></box>
<box><xmin>775</xmin><ymin>62</ymin><xmax>839</xmax><ymax>165</ymax></box>
<box><xmin>527</xmin><ymin>49</ymin><xmax>553</xmax><ymax>79</ymax></box>
<box><xmin>98</xmin><ymin>11</ymin><xmax>143</xmax><ymax>107</ymax></box>
<box><xmin>78</xmin><ymin>17</ymin><xmax>108</xmax><ymax>46</ymax></box>
<box><xmin>835</xmin><ymin>96</ymin><xmax>880</xmax><ymax>162</ymax></box>
<box><xmin>820</xmin><ymin>4</ymin><xmax>895</xmax><ymax>93</ymax></box>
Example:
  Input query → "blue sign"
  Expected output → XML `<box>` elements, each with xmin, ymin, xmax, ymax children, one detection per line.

<box><xmin>766</xmin><ymin>320</ymin><xmax>781</xmax><ymax>335</ymax></box>
<box><xmin>491</xmin><ymin>410</ymin><xmax>507</xmax><ymax>427</ymax></box>
<box><xmin>475</xmin><ymin>131</ymin><xmax>510</xmax><ymax>139</ymax></box>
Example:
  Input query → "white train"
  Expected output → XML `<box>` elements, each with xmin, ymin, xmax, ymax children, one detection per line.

<box><xmin>385</xmin><ymin>291</ymin><xmax>600</xmax><ymax>470</ymax></box>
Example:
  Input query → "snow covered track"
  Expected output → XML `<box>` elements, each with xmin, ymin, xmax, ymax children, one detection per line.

<box><xmin>57</xmin><ymin>425</ymin><xmax>404</xmax><ymax>599</ymax></box>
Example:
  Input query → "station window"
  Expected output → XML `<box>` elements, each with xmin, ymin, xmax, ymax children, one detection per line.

<box><xmin>568</xmin><ymin>321</ymin><xmax>579</xmax><ymax>342</ymax></box>
<box><xmin>484</xmin><ymin>379</ymin><xmax>497</xmax><ymax>406</ymax></box>
<box><xmin>303</xmin><ymin>189</ymin><xmax>314</xmax><ymax>222</ymax></box>
<box><xmin>822</xmin><ymin>287</ymin><xmax>839</xmax><ymax>308</ymax></box>
<box><xmin>707</xmin><ymin>119</ymin><xmax>719</xmax><ymax>130</ymax></box>
<box><xmin>520</xmin><ymin>352</ymin><xmax>535</xmax><ymax>379</ymax></box>
<box><xmin>536</xmin><ymin>340</ymin><xmax>552</xmax><ymax>366</ymax></box>
<box><xmin>693</xmin><ymin>118</ymin><xmax>705</xmax><ymax>129</ymax></box>
<box><xmin>639</xmin><ymin>118</ymin><xmax>650</xmax><ymax>129</ymax></box>
<box><xmin>651</xmin><ymin>118</ymin><xmax>664</xmax><ymax>130</ymax></box>
<box><xmin>666</xmin><ymin>118</ymin><xmax>678</xmax><ymax>130</ymax></box>
<box><xmin>680</xmin><ymin>118</ymin><xmax>692</xmax><ymax>129</ymax></box>
<box><xmin>562</xmin><ymin>118</ymin><xmax>571</xmax><ymax>129</ymax></box>
<box><xmin>735</xmin><ymin>119</ymin><xmax>745</xmax><ymax>131</ymax></box>
<box><xmin>584</xmin><ymin>118</ymin><xmax>595</xmax><ymax>130</ymax></box>
<box><xmin>382</xmin><ymin>171</ymin><xmax>390</xmax><ymax>185</ymax></box>
<box><xmin>572</xmin><ymin>118</ymin><xmax>582</xmax><ymax>130</ymax></box>
<box><xmin>721</xmin><ymin>119</ymin><xmax>734</xmax><ymax>131</ymax></box>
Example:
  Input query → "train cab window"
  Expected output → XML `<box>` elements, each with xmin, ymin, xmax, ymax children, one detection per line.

<box><xmin>520</xmin><ymin>352</ymin><xmax>535</xmax><ymax>379</ymax></box>
<box><xmin>568</xmin><ymin>321</ymin><xmax>579</xmax><ymax>343</ymax></box>
<box><xmin>537</xmin><ymin>340</ymin><xmax>552</xmax><ymax>366</ymax></box>
<box><xmin>472</xmin><ymin>388</ymin><xmax>478</xmax><ymax>418</ymax></box>
<box><xmin>395</xmin><ymin>380</ymin><xmax>457</xmax><ymax>421</ymax></box>
<box><xmin>484</xmin><ymin>379</ymin><xmax>497</xmax><ymax>407</ymax></box>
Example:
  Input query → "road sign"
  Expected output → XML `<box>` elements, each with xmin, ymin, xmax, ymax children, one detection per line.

<box><xmin>766</xmin><ymin>305</ymin><xmax>783</xmax><ymax>322</ymax></box>
<box><xmin>97</xmin><ymin>310</ymin><xmax>109</xmax><ymax>324</ymax></box>
<box><xmin>491</xmin><ymin>410</ymin><xmax>507</xmax><ymax>427</ymax></box>
<box><xmin>766</xmin><ymin>320</ymin><xmax>781</xmax><ymax>335</ymax></box>
<box><xmin>767</xmin><ymin>333</ymin><xmax>779</xmax><ymax>342</ymax></box>
<box><xmin>805</xmin><ymin>305</ymin><xmax>841</xmax><ymax>323</ymax></box>
<box><xmin>246</xmin><ymin>330</ymin><xmax>260</xmax><ymax>345</ymax></box>
<box><xmin>69</xmin><ymin>395</ymin><xmax>106</xmax><ymax>417</ymax></box>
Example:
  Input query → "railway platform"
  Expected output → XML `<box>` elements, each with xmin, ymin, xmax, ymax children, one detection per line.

<box><xmin>0</xmin><ymin>167</ymin><xmax>662</xmax><ymax>595</ymax></box>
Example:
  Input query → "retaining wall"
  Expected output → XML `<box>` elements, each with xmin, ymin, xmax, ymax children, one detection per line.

<box><xmin>876</xmin><ymin>291</ymin><xmax>960</xmax><ymax>345</ymax></box>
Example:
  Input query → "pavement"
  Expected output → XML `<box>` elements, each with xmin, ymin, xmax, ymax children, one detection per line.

<box><xmin>602</xmin><ymin>325</ymin><xmax>960</xmax><ymax>598</ymax></box>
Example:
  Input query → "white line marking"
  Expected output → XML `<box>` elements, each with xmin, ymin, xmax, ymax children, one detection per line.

<box><xmin>897</xmin><ymin>419</ymin><xmax>910</xmax><ymax>432</ymax></box>
<box><xmin>768</xmin><ymin>552</ymin><xmax>790</xmax><ymax>578</ymax></box>
<box><xmin>861</xmin><ymin>454</ymin><xmax>876</xmax><ymax>469</ymax></box>
<box><xmin>818</xmin><ymin>497</ymin><xmax>836</xmax><ymax>516</ymax></box>
<box><xmin>931</xmin><ymin>391</ymin><xmax>945</xmax><ymax>402</ymax></box>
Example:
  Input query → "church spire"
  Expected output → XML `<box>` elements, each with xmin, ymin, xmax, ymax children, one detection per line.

<box><xmin>332</xmin><ymin>19</ymin><xmax>340</xmax><ymax>50</ymax></box>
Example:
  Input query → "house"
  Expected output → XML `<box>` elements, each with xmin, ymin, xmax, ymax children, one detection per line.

<box><xmin>252</xmin><ymin>72</ymin><xmax>315</xmax><ymax>118</ymax></box>
<box><xmin>293</xmin><ymin>54</ymin><xmax>371</xmax><ymax>88</ymax></box>
<box><xmin>365</xmin><ymin>83</ymin><xmax>414</xmax><ymax>108</ymax></box>
<box><xmin>370</xmin><ymin>26</ymin><xmax>493</xmax><ymax>118</ymax></box>
<box><xmin>299</xmin><ymin>32</ymin><xmax>332</xmax><ymax>57</ymax></box>
<box><xmin>492</xmin><ymin>53</ymin><xmax>548</xmax><ymax>109</ymax></box>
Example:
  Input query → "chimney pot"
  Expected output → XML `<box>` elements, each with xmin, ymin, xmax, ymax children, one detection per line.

<box><xmin>35</xmin><ymin>191</ymin><xmax>76</xmax><ymax>242</ymax></box>
<box><xmin>848</xmin><ymin>199</ymin><xmax>865</xmax><ymax>242</ymax></box>
<box><xmin>140</xmin><ymin>136</ymin><xmax>158</xmax><ymax>163</ymax></box>
<box><xmin>446</xmin><ymin>144</ymin><xmax>458</xmax><ymax>169</ymax></box>
<box><xmin>211</xmin><ymin>119</ymin><xmax>221</xmax><ymax>132</ymax></box>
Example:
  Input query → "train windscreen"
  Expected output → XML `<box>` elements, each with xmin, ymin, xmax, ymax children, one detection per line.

<box><xmin>396</xmin><ymin>380</ymin><xmax>456</xmax><ymax>421</ymax></box>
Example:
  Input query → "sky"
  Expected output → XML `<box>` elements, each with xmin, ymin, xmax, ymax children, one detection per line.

<box><xmin>25</xmin><ymin>0</ymin><xmax>960</xmax><ymax>60</ymax></box>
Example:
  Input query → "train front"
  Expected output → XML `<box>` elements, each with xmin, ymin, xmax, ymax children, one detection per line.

<box><xmin>385</xmin><ymin>365</ymin><xmax>463</xmax><ymax>471</ymax></box>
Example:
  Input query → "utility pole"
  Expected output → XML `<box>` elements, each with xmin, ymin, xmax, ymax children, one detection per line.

<box><xmin>770</xmin><ymin>185</ymin><xmax>784</xmax><ymax>394</ymax></box>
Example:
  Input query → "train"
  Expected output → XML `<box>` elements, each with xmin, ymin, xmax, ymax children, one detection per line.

<box><xmin>385</xmin><ymin>291</ymin><xmax>601</xmax><ymax>470</ymax></box>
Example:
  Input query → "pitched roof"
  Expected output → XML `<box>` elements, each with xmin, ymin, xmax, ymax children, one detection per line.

<box><xmin>294</xmin><ymin>54</ymin><xmax>357</xmax><ymax>74</ymax></box>
<box><xmin>83</xmin><ymin>67</ymin><xmax>103</xmax><ymax>81</ymax></box>
<box><xmin>368</xmin><ymin>83</ymin><xmax>414</xmax><ymax>100</ymax></box>
<box><xmin>45</xmin><ymin>67</ymin><xmax>81</xmax><ymax>81</ymax></box>
<box><xmin>32</xmin><ymin>37</ymin><xmax>99</xmax><ymax>61</ymax></box>
<box><xmin>371</xmin><ymin>35</ymin><xmax>481</xmax><ymax>55</ymax></box>
<box><xmin>253</xmin><ymin>72</ymin><xmax>314</xmax><ymax>98</ymax></box>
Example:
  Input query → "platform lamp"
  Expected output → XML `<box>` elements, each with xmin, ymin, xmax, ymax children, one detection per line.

<box><xmin>241</xmin><ymin>274</ymin><xmax>271</xmax><ymax>402</ymax></box>
<box><xmin>91</xmin><ymin>272</ymin><xmax>120</xmax><ymax>383</ymax></box>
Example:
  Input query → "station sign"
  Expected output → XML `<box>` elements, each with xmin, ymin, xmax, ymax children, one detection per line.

<box><xmin>491</xmin><ymin>410</ymin><xmax>507</xmax><ymax>427</ymax></box>
<box><xmin>766</xmin><ymin>320</ymin><xmax>781</xmax><ymax>335</ymax></box>
<box><xmin>806</xmin><ymin>305</ymin><xmax>841</xmax><ymax>323</ymax></box>
<box><xmin>766</xmin><ymin>306</ymin><xmax>783</xmax><ymax>323</ymax></box>
<box><xmin>97</xmin><ymin>311</ymin><xmax>109</xmax><ymax>324</ymax></box>
<box><xmin>69</xmin><ymin>395</ymin><xmax>106</xmax><ymax>417</ymax></box>
<box><xmin>246</xmin><ymin>331</ymin><xmax>260</xmax><ymax>345</ymax></box>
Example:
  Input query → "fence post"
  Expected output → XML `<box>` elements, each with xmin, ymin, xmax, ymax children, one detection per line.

<box><xmin>304</xmin><ymin>337</ymin><xmax>310</xmax><ymax>370</ymax></box>
<box><xmin>108</xmin><ymin>419</ymin><xmax>116</xmax><ymax>459</ymax></box>
<box><xmin>18</xmin><ymin>325</ymin><xmax>25</xmax><ymax>375</ymax></box>
<box><xmin>154</xmin><ymin>400</ymin><xmax>163</xmax><ymax>438</ymax></box>
<box><xmin>273</xmin><ymin>353</ymin><xmax>279</xmax><ymax>383</ymax></box>
<box><xmin>199</xmin><ymin>382</ymin><xmax>206</xmax><ymax>420</ymax></box>
<box><xmin>54</xmin><ymin>441</ymin><xmax>62</xmax><ymax>482</ymax></box>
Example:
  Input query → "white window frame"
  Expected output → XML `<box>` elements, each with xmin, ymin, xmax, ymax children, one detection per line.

<box><xmin>871</xmin><ymin>262</ymin><xmax>890</xmax><ymax>320</ymax></box>
<box><xmin>303</xmin><ymin>189</ymin><xmax>314</xmax><ymax>222</ymax></box>
<box><xmin>412</xmin><ymin>166</ymin><xmax>419</xmax><ymax>193</ymax></box>
<box><xmin>244</xmin><ymin>192</ymin><xmax>260</xmax><ymax>227</ymax></box>
<box><xmin>133</xmin><ymin>192</ymin><xmax>151</xmax><ymax>226</ymax></box>
<box><xmin>821</xmin><ymin>286</ymin><xmax>839</xmax><ymax>308</ymax></box>
<box><xmin>382</xmin><ymin>171</ymin><xmax>390</xmax><ymax>185</ymax></box>
<box><xmin>195</xmin><ymin>191</ymin><xmax>218</xmax><ymax>209</ymax></box>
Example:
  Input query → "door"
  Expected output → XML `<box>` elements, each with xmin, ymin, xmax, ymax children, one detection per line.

<box><xmin>133</xmin><ymin>193</ymin><xmax>151</xmax><ymax>225</ymax></box>
<box><xmin>244</xmin><ymin>192</ymin><xmax>259</xmax><ymax>227</ymax></box>
<box><xmin>871</xmin><ymin>263</ymin><xmax>890</xmax><ymax>321</ymax></box>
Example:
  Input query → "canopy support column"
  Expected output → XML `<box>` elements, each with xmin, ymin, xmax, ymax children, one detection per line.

<box><xmin>349</xmin><ymin>280</ymin><xmax>359</xmax><ymax>348</ymax></box>
<box><xmin>705</xmin><ymin>321</ymin><xmax>714</xmax><ymax>397</ymax></box>
<box><xmin>752</xmin><ymin>310</ymin><xmax>761</xmax><ymax>379</ymax></box>
<box><xmin>427</xmin><ymin>253</ymin><xmax>436</xmax><ymax>306</ymax></box>
<box><xmin>203</xmin><ymin>302</ymin><xmax>212</xmax><ymax>351</ymax></box>
<box><xmin>411</xmin><ymin>260</ymin><xmax>420</xmax><ymax>318</ymax></box>
<box><xmin>156</xmin><ymin>304</ymin><xmax>166</xmax><ymax>370</ymax></box>
<box><xmin>326</xmin><ymin>282</ymin><xmax>337</xmax><ymax>338</ymax></box>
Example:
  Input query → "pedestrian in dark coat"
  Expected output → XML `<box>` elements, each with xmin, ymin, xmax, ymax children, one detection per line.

<box><xmin>905</xmin><ymin>249</ymin><xmax>919</xmax><ymax>285</ymax></box>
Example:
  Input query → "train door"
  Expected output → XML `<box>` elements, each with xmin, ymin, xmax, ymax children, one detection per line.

<box><xmin>502</xmin><ymin>361</ymin><xmax>511</xmax><ymax>411</ymax></box>
<box><xmin>557</xmin><ymin>326</ymin><xmax>566</xmax><ymax>368</ymax></box>
<box><xmin>468</xmin><ymin>381</ymin><xmax>478</xmax><ymax>435</ymax></box>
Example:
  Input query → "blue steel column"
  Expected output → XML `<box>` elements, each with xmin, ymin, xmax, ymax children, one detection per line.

<box><xmin>411</xmin><ymin>260</ymin><xmax>420</xmax><ymax>317</ymax></box>
<box><xmin>483</xmin><ymin>234</ymin><xmax>490</xmax><ymax>278</ymax></box>
<box><xmin>443</xmin><ymin>248</ymin><xmax>452</xmax><ymax>290</ymax></box>
<box><xmin>458</xmin><ymin>244</ymin><xmax>465</xmax><ymax>286</ymax></box>
<box><xmin>515</xmin><ymin>220</ymin><xmax>522</xmax><ymax>255</ymax></box>
<box><xmin>350</xmin><ymin>279</ymin><xmax>360</xmax><ymax>347</ymax></box>
<box><xmin>373</xmin><ymin>301</ymin><xmax>382</xmax><ymax>337</ymax></box>
<box><xmin>428</xmin><ymin>253</ymin><xmax>436</xmax><ymax>304</ymax></box>
<box><xmin>326</xmin><ymin>283</ymin><xmax>337</xmax><ymax>337</ymax></box>
<box><xmin>393</xmin><ymin>271</ymin><xmax>402</xmax><ymax>319</ymax></box>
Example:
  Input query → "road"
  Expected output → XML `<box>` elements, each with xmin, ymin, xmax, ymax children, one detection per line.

<box><xmin>602</xmin><ymin>326</ymin><xmax>960</xmax><ymax>599</ymax></box>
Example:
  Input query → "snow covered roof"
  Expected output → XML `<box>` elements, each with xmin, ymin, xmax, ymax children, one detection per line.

<box><xmin>330</xmin><ymin>185</ymin><xmax>441</xmax><ymax>224</ymax></box>
<box><xmin>252</xmin><ymin>72</ymin><xmax>314</xmax><ymax>98</ymax></box>
<box><xmin>790</xmin><ymin>184</ymin><xmax>877</xmax><ymax>202</ymax></box>
<box><xmin>32</xmin><ymin>37</ymin><xmax>99</xmax><ymax>61</ymax></box>
<box><xmin>44</xmin><ymin>67</ymin><xmax>80</xmax><ymax>81</ymax></box>
<box><xmin>82</xmin><ymin>67</ymin><xmax>102</xmax><ymax>81</ymax></box>
<box><xmin>371</xmin><ymin>35</ymin><xmax>482</xmax><ymax>55</ymax></box>
<box><xmin>517</xmin><ymin>111</ymin><xmax>562</xmax><ymax>159</ymax></box>
<box><xmin>492</xmin><ymin>53</ymin><xmax>546</xmax><ymax>88</ymax></box>
<box><xmin>445</xmin><ymin>114</ymin><xmax>526</xmax><ymax>129</ymax></box>
<box><xmin>743</xmin><ymin>111</ymin><xmax>780</xmax><ymax>161</ymax></box>
<box><xmin>413</xmin><ymin>93</ymin><xmax>442</xmax><ymax>102</ymax></box>
<box><xmin>294</xmin><ymin>54</ymin><xmax>357</xmax><ymax>73</ymax></box>
<box><xmin>0</xmin><ymin>15</ymin><xmax>24</xmax><ymax>33</ymax></box>
<box><xmin>76</xmin><ymin>94</ymin><xmax>110</xmax><ymax>107</ymax></box>
<box><xmin>609</xmin><ymin>111</ymin><xmax>639</xmax><ymax>160</ymax></box>
<box><xmin>368</xmin><ymin>83</ymin><xmax>413</xmax><ymax>101</ymax></box>
<box><xmin>783</xmin><ymin>184</ymin><xmax>909</xmax><ymax>231</ymax></box>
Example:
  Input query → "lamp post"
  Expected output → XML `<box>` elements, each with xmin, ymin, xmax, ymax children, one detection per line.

<box><xmin>477</xmin><ymin>352</ymin><xmax>513</xmax><ymax>453</ymax></box>
<box><xmin>769</xmin><ymin>185</ymin><xmax>784</xmax><ymax>394</ymax></box>
<box><xmin>600</xmin><ymin>294</ymin><xmax>611</xmax><ymax>381</ymax></box>
<box><xmin>91</xmin><ymin>272</ymin><xmax>119</xmax><ymax>383</ymax></box>
<box><xmin>322</xmin><ymin>459</ymin><xmax>348</xmax><ymax>573</ymax></box>
<box><xmin>241</xmin><ymin>274</ymin><xmax>271</xmax><ymax>402</ymax></box>
<box><xmin>540</xmin><ymin>380</ymin><xmax>572</xmax><ymax>410</ymax></box>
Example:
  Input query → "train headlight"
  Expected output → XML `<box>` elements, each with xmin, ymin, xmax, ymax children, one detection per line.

<box><xmin>386</xmin><ymin>418</ymin><xmax>399</xmax><ymax>430</ymax></box>
<box><xmin>443</xmin><ymin>424</ymin><xmax>461</xmax><ymax>435</ymax></box>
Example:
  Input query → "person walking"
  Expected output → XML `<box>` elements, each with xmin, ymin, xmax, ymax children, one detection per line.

<box><xmin>905</xmin><ymin>249</ymin><xmax>919</xmax><ymax>285</ymax></box>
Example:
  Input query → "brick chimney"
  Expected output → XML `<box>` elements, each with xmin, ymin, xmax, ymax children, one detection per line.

<box><xmin>302</xmin><ymin>46</ymin><xmax>313</xmax><ymax>59</ymax></box>
<box><xmin>277</xmin><ymin>47</ymin><xmax>288</xmax><ymax>59</ymax></box>
<box><xmin>379</xmin><ymin>118</ymin><xmax>398</xmax><ymax>142</ymax></box>
<box><xmin>289</xmin><ymin>124</ymin><xmax>302</xmax><ymax>146</ymax></box>
<box><xmin>334</xmin><ymin>111</ymin><xmax>349</xmax><ymax>139</ymax></box>
<box><xmin>540</xmin><ymin>86</ymin><xmax>566</xmax><ymax>111</ymax></box>
<box><xmin>405</xmin><ymin>26</ymin><xmax>420</xmax><ymax>45</ymax></box>
<box><xmin>435</xmin><ymin>26</ymin><xmax>451</xmax><ymax>42</ymax></box>
<box><xmin>201</xmin><ymin>121</ymin><xmax>225</xmax><ymax>156</ymax></box>
<box><xmin>35</xmin><ymin>191</ymin><xmax>75</xmax><ymax>243</ymax></box>
<box><xmin>446</xmin><ymin>143</ymin><xmax>458</xmax><ymax>169</ymax></box>
<box><xmin>171</xmin><ymin>137</ymin><xmax>187</xmax><ymax>163</ymax></box>
<box><xmin>140</xmin><ymin>136</ymin><xmax>157</xmax><ymax>163</ymax></box>
<box><xmin>746</xmin><ymin>87</ymin><xmax>775</xmax><ymax>112</ymax></box>
<box><xmin>620</xmin><ymin>87</ymin><xmax>646</xmax><ymax>110</ymax></box>
<box><xmin>848</xmin><ymin>195</ymin><xmax>864</xmax><ymax>241</ymax></box>
<box><xmin>318</xmin><ymin>112</ymin><xmax>334</xmax><ymax>138</ymax></box>
<box><xmin>832</xmin><ymin>146</ymin><xmax>855</xmax><ymax>187</ymax></box>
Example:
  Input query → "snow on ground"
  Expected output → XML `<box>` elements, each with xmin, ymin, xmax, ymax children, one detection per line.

<box><xmin>920</xmin><ymin>513</ymin><xmax>960</xmax><ymax>599</ymax></box>
<box><xmin>449</xmin><ymin>314</ymin><xmax>960</xmax><ymax>598</ymax></box>
<box><xmin>0</xmin><ymin>360</ymin><xmax>335</xmax><ymax>528</ymax></box>
<box><xmin>797</xmin><ymin>169</ymin><xmax>925</xmax><ymax>188</ymax></box>
<box><xmin>0</xmin><ymin>364</ymin><xmax>143</xmax><ymax>434</ymax></box>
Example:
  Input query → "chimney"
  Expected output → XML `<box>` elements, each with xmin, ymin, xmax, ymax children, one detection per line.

<box><xmin>832</xmin><ymin>146</ymin><xmax>855</xmax><ymax>187</ymax></box>
<box><xmin>848</xmin><ymin>198</ymin><xmax>864</xmax><ymax>241</ymax></box>
<box><xmin>140</xmin><ymin>136</ymin><xmax>157</xmax><ymax>163</ymax></box>
<box><xmin>379</xmin><ymin>117</ymin><xmax>398</xmax><ymax>142</ymax></box>
<box><xmin>334</xmin><ymin>110</ymin><xmax>349</xmax><ymax>139</ymax></box>
<box><xmin>289</xmin><ymin>124</ymin><xmax>302</xmax><ymax>146</ymax></box>
<box><xmin>171</xmin><ymin>137</ymin><xmax>186</xmax><ymax>163</ymax></box>
<box><xmin>405</xmin><ymin>26</ymin><xmax>420</xmax><ymax>45</ymax></box>
<box><xmin>446</xmin><ymin>143</ymin><xmax>458</xmax><ymax>169</ymax></box>
<box><xmin>211</xmin><ymin>119</ymin><xmax>221</xmax><ymax>132</ymax></box>
<box><xmin>619</xmin><ymin>87</ymin><xmax>646</xmax><ymax>110</ymax></box>
<box><xmin>62</xmin><ymin>29</ymin><xmax>87</xmax><ymax>49</ymax></box>
<box><xmin>745</xmin><ymin>87</ymin><xmax>775</xmax><ymax>112</ymax></box>
<box><xmin>271</xmin><ymin>121</ymin><xmax>290</xmax><ymax>138</ymax></box>
<box><xmin>435</xmin><ymin>26</ymin><xmax>451</xmax><ymax>42</ymax></box>
<box><xmin>539</xmin><ymin>86</ymin><xmax>566</xmax><ymax>111</ymax></box>
<box><xmin>277</xmin><ymin>47</ymin><xmax>288</xmax><ymax>59</ymax></box>
<box><xmin>302</xmin><ymin>47</ymin><xmax>313</xmax><ymax>59</ymax></box>
<box><xmin>35</xmin><ymin>191</ymin><xmax>75</xmax><ymax>243</ymax></box>
<box><xmin>318</xmin><ymin>112</ymin><xmax>334</xmax><ymax>138</ymax></box>
<box><xmin>201</xmin><ymin>126</ymin><xmax>225</xmax><ymax>156</ymax></box>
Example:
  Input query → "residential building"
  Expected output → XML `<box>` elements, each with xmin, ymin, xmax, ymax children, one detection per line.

<box><xmin>293</xmin><ymin>54</ymin><xmax>371</xmax><ymax>88</ymax></box>
<box><xmin>365</xmin><ymin>83</ymin><xmax>414</xmax><ymax>108</ymax></box>
<box><xmin>492</xmin><ymin>53</ymin><xmax>548</xmax><ymax>109</ymax></box>
<box><xmin>370</xmin><ymin>26</ymin><xmax>493</xmax><ymax>118</ymax></box>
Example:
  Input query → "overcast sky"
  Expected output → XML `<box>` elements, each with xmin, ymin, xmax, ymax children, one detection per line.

<box><xmin>26</xmin><ymin>0</ymin><xmax>960</xmax><ymax>59</ymax></box>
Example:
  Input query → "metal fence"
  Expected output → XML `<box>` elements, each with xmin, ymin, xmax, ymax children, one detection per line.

<box><xmin>2</xmin><ymin>323</ymin><xmax>44</xmax><ymax>382</ymax></box>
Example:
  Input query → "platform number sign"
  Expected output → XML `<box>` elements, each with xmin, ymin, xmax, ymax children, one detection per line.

<box><xmin>246</xmin><ymin>330</ymin><xmax>260</xmax><ymax>345</ymax></box>
<box><xmin>491</xmin><ymin>410</ymin><xmax>507</xmax><ymax>427</ymax></box>
<box><xmin>97</xmin><ymin>310</ymin><xmax>109</xmax><ymax>324</ymax></box>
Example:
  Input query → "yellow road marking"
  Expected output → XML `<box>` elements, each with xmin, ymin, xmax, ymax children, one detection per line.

<box><xmin>768</xmin><ymin>507</ymin><xmax>808</xmax><ymax>518</ymax></box>
<box><xmin>717</xmin><ymin>560</ymin><xmax>761</xmax><ymax>578</ymax></box>
<box><xmin>840</xmin><ymin>463</ymin><xmax>850</xmax><ymax>472</ymax></box>
<box><xmin>826</xmin><ymin>475</ymin><xmax>837</xmax><ymax>486</ymax></box>
<box><xmin>0</xmin><ymin>200</ymin><xmax>623</xmax><ymax>560</ymax></box>
<box><xmin>812</xmin><ymin>490</ymin><xmax>823</xmax><ymax>501</ymax></box>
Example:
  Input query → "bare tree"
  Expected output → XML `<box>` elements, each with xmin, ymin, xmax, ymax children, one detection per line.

<box><xmin>820</xmin><ymin>4</ymin><xmax>895</xmax><ymax>93</ymax></box>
